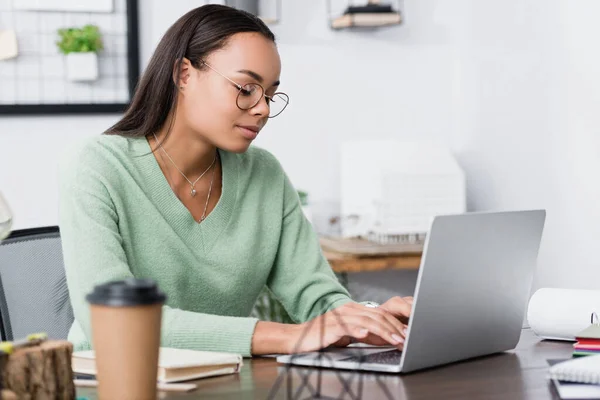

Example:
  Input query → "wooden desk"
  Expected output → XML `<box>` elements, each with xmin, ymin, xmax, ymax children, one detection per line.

<box><xmin>321</xmin><ymin>237</ymin><xmax>423</xmax><ymax>273</ymax></box>
<box><xmin>325</xmin><ymin>250</ymin><xmax>422</xmax><ymax>273</ymax></box>
<box><xmin>77</xmin><ymin>329</ymin><xmax>571</xmax><ymax>399</ymax></box>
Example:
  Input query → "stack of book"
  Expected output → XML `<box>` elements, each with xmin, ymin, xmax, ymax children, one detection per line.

<box><xmin>331</xmin><ymin>2</ymin><xmax>401</xmax><ymax>29</ymax></box>
<box><xmin>573</xmin><ymin>324</ymin><xmax>600</xmax><ymax>357</ymax></box>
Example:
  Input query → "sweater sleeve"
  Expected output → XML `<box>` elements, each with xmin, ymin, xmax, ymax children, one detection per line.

<box><xmin>58</xmin><ymin>148</ymin><xmax>258</xmax><ymax>356</ymax></box>
<box><xmin>266</xmin><ymin>171</ymin><xmax>354</xmax><ymax>323</ymax></box>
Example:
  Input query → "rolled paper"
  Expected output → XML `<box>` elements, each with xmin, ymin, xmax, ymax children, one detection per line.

<box><xmin>527</xmin><ymin>288</ymin><xmax>600</xmax><ymax>341</ymax></box>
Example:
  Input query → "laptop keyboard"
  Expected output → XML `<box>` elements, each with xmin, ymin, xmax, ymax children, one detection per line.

<box><xmin>340</xmin><ymin>349</ymin><xmax>403</xmax><ymax>365</ymax></box>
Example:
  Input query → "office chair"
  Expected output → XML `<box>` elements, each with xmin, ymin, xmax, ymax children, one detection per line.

<box><xmin>0</xmin><ymin>226</ymin><xmax>74</xmax><ymax>341</ymax></box>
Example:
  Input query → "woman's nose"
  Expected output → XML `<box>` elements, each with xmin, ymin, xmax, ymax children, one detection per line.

<box><xmin>250</xmin><ymin>95</ymin><xmax>270</xmax><ymax>117</ymax></box>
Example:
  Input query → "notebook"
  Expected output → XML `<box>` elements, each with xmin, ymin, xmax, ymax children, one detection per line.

<box><xmin>548</xmin><ymin>355</ymin><xmax>600</xmax><ymax>384</ymax></box>
<box><xmin>547</xmin><ymin>359</ymin><xmax>600</xmax><ymax>399</ymax></box>
<box><xmin>72</xmin><ymin>348</ymin><xmax>243</xmax><ymax>383</ymax></box>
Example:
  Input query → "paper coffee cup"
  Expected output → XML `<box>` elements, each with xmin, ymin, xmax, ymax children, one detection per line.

<box><xmin>87</xmin><ymin>278</ymin><xmax>166</xmax><ymax>400</ymax></box>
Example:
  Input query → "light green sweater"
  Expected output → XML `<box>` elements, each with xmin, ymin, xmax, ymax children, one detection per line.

<box><xmin>58</xmin><ymin>135</ymin><xmax>353</xmax><ymax>356</ymax></box>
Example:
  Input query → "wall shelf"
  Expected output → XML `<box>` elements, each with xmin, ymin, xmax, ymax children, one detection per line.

<box><xmin>326</xmin><ymin>0</ymin><xmax>403</xmax><ymax>30</ymax></box>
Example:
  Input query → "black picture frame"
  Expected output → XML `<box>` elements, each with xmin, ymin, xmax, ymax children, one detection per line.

<box><xmin>0</xmin><ymin>0</ymin><xmax>140</xmax><ymax>116</ymax></box>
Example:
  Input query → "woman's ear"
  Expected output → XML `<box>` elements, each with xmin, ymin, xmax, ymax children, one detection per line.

<box><xmin>173</xmin><ymin>57</ymin><xmax>192</xmax><ymax>90</ymax></box>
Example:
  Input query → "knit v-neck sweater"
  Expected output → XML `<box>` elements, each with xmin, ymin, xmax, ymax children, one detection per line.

<box><xmin>58</xmin><ymin>135</ymin><xmax>352</xmax><ymax>356</ymax></box>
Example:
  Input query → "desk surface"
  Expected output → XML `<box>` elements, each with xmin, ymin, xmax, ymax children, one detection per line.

<box><xmin>78</xmin><ymin>329</ymin><xmax>570</xmax><ymax>399</ymax></box>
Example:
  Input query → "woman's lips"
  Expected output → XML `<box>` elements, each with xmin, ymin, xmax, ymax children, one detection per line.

<box><xmin>237</xmin><ymin>125</ymin><xmax>259</xmax><ymax>140</ymax></box>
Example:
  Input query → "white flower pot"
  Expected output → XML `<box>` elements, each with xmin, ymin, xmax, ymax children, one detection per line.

<box><xmin>66</xmin><ymin>52</ymin><xmax>98</xmax><ymax>81</ymax></box>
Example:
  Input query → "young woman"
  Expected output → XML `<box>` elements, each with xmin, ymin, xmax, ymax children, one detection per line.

<box><xmin>59</xmin><ymin>4</ymin><xmax>412</xmax><ymax>357</ymax></box>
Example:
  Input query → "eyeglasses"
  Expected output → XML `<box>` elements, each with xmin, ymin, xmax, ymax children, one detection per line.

<box><xmin>201</xmin><ymin>61</ymin><xmax>289</xmax><ymax>118</ymax></box>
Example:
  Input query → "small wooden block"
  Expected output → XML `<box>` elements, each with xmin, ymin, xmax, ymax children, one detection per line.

<box><xmin>1</xmin><ymin>340</ymin><xmax>75</xmax><ymax>400</ymax></box>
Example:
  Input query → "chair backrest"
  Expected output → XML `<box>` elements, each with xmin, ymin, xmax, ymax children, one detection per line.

<box><xmin>0</xmin><ymin>226</ymin><xmax>74</xmax><ymax>341</ymax></box>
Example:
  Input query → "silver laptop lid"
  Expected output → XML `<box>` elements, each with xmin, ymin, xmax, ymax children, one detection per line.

<box><xmin>400</xmin><ymin>210</ymin><xmax>546</xmax><ymax>373</ymax></box>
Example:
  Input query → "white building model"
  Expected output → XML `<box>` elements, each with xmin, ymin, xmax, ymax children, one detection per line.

<box><xmin>340</xmin><ymin>141</ymin><xmax>466</xmax><ymax>241</ymax></box>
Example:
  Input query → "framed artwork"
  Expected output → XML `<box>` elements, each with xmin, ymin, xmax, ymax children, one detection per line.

<box><xmin>0</xmin><ymin>0</ymin><xmax>140</xmax><ymax>115</ymax></box>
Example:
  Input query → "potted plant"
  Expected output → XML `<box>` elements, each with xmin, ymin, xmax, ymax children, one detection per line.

<box><xmin>56</xmin><ymin>24</ymin><xmax>103</xmax><ymax>82</ymax></box>
<box><xmin>297</xmin><ymin>189</ymin><xmax>312</xmax><ymax>223</ymax></box>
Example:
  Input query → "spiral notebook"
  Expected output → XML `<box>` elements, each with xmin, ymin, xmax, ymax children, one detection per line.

<box><xmin>548</xmin><ymin>358</ymin><xmax>600</xmax><ymax>399</ymax></box>
<box><xmin>549</xmin><ymin>355</ymin><xmax>600</xmax><ymax>384</ymax></box>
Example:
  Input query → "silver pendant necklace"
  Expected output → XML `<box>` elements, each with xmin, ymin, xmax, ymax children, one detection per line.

<box><xmin>153</xmin><ymin>133</ymin><xmax>217</xmax><ymax>197</ymax></box>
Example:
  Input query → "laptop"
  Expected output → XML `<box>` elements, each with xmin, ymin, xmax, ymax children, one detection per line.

<box><xmin>277</xmin><ymin>210</ymin><xmax>546</xmax><ymax>373</ymax></box>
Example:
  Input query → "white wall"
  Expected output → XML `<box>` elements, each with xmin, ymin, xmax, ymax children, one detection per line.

<box><xmin>546</xmin><ymin>0</ymin><xmax>600</xmax><ymax>290</ymax></box>
<box><xmin>446</xmin><ymin>0</ymin><xmax>569</xmax><ymax>293</ymax></box>
<box><xmin>1</xmin><ymin>0</ymin><xmax>599</xmax><ymax>291</ymax></box>
<box><xmin>0</xmin><ymin>115</ymin><xmax>118</xmax><ymax>228</ymax></box>
<box><xmin>447</xmin><ymin>0</ymin><xmax>600</xmax><ymax>291</ymax></box>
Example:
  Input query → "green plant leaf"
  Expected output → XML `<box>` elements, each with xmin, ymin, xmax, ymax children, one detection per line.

<box><xmin>56</xmin><ymin>24</ymin><xmax>104</xmax><ymax>54</ymax></box>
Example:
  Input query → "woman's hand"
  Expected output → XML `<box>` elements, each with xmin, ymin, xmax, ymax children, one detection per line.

<box><xmin>380</xmin><ymin>296</ymin><xmax>413</xmax><ymax>325</ymax></box>
<box><xmin>286</xmin><ymin>300</ymin><xmax>411</xmax><ymax>354</ymax></box>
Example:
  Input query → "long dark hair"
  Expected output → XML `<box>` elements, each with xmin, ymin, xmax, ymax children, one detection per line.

<box><xmin>105</xmin><ymin>4</ymin><xmax>275</xmax><ymax>138</ymax></box>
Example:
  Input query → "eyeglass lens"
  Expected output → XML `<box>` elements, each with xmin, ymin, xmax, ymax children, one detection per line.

<box><xmin>236</xmin><ymin>83</ymin><xmax>289</xmax><ymax>118</ymax></box>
